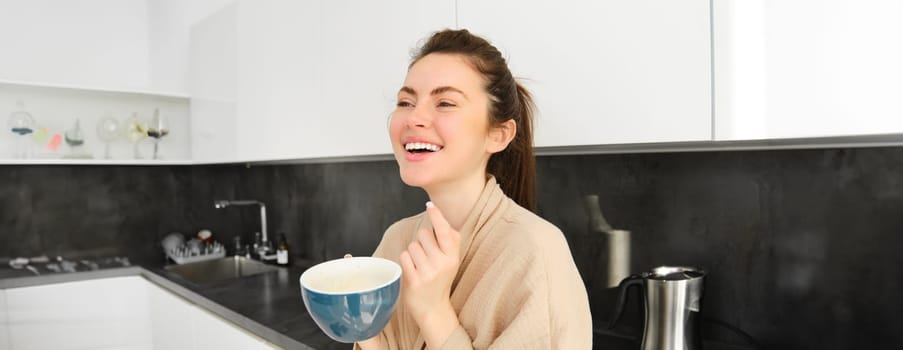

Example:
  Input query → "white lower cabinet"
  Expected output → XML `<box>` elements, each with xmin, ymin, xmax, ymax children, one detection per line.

<box><xmin>4</xmin><ymin>276</ymin><xmax>153</xmax><ymax>350</ymax></box>
<box><xmin>1</xmin><ymin>276</ymin><xmax>279</xmax><ymax>350</ymax></box>
<box><xmin>186</xmin><ymin>301</ymin><xmax>278</xmax><ymax>350</ymax></box>
<box><xmin>1</xmin><ymin>289</ymin><xmax>10</xmax><ymax>350</ymax></box>
<box><xmin>147</xmin><ymin>280</ymin><xmax>194</xmax><ymax>350</ymax></box>
<box><xmin>147</xmin><ymin>280</ymin><xmax>278</xmax><ymax>350</ymax></box>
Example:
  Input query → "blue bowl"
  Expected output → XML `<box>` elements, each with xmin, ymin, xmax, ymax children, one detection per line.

<box><xmin>299</xmin><ymin>257</ymin><xmax>401</xmax><ymax>343</ymax></box>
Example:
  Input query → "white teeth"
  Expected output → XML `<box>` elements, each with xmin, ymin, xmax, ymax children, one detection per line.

<box><xmin>405</xmin><ymin>142</ymin><xmax>441</xmax><ymax>152</ymax></box>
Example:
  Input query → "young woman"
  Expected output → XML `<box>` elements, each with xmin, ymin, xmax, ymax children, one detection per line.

<box><xmin>357</xmin><ymin>29</ymin><xmax>591</xmax><ymax>350</ymax></box>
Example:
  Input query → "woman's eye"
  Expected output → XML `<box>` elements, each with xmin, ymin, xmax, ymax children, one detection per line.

<box><xmin>396</xmin><ymin>101</ymin><xmax>414</xmax><ymax>108</ymax></box>
<box><xmin>437</xmin><ymin>101</ymin><xmax>456</xmax><ymax>108</ymax></box>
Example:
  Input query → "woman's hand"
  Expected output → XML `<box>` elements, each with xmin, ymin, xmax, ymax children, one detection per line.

<box><xmin>399</xmin><ymin>201</ymin><xmax>462</xmax><ymax>348</ymax></box>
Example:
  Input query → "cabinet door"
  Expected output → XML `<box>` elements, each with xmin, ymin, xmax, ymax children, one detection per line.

<box><xmin>190</xmin><ymin>2</ymin><xmax>240</xmax><ymax>163</ymax></box>
<box><xmin>4</xmin><ymin>276</ymin><xmax>152</xmax><ymax>350</ymax></box>
<box><xmin>0</xmin><ymin>290</ymin><xmax>9</xmax><ymax>350</ymax></box>
<box><xmin>458</xmin><ymin>0</ymin><xmax>712</xmax><ymax>147</ymax></box>
<box><xmin>233</xmin><ymin>0</ymin><xmax>322</xmax><ymax>162</ymax></box>
<box><xmin>0</xmin><ymin>0</ymin><xmax>150</xmax><ymax>91</ymax></box>
<box><xmin>147</xmin><ymin>281</ymin><xmax>194</xmax><ymax>350</ymax></box>
<box><xmin>714</xmin><ymin>0</ymin><xmax>903</xmax><ymax>140</ymax></box>
<box><xmin>188</xmin><ymin>302</ymin><xmax>279</xmax><ymax>350</ymax></box>
<box><xmin>190</xmin><ymin>0</ymin><xmax>322</xmax><ymax>163</ymax></box>
<box><xmin>317</xmin><ymin>0</ymin><xmax>457</xmax><ymax>158</ymax></box>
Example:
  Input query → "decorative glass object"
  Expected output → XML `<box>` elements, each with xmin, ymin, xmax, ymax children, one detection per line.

<box><xmin>96</xmin><ymin>113</ymin><xmax>121</xmax><ymax>159</ymax></box>
<box><xmin>125</xmin><ymin>112</ymin><xmax>148</xmax><ymax>159</ymax></box>
<box><xmin>7</xmin><ymin>100</ymin><xmax>36</xmax><ymax>158</ymax></box>
<box><xmin>63</xmin><ymin>118</ymin><xmax>91</xmax><ymax>159</ymax></box>
<box><xmin>147</xmin><ymin>108</ymin><xmax>169</xmax><ymax>160</ymax></box>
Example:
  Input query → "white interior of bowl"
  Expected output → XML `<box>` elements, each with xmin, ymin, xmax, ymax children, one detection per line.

<box><xmin>300</xmin><ymin>257</ymin><xmax>401</xmax><ymax>294</ymax></box>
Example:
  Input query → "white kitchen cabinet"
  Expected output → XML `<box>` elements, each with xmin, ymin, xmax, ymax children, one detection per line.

<box><xmin>1</xmin><ymin>290</ymin><xmax>9</xmax><ymax>350</ymax></box>
<box><xmin>190</xmin><ymin>2</ymin><xmax>241</xmax><ymax>163</ymax></box>
<box><xmin>0</xmin><ymin>0</ymin><xmax>237</xmax><ymax>164</ymax></box>
<box><xmin>316</xmin><ymin>0</ymin><xmax>456</xmax><ymax>158</ymax></box>
<box><xmin>148</xmin><ymin>0</ymin><xmax>239</xmax><ymax>96</ymax></box>
<box><xmin>190</xmin><ymin>0</ymin><xmax>323</xmax><ymax>163</ymax></box>
<box><xmin>147</xmin><ymin>280</ymin><xmax>194</xmax><ymax>350</ymax></box>
<box><xmin>187</xmin><ymin>301</ymin><xmax>279</xmax><ymax>350</ymax></box>
<box><xmin>2</xmin><ymin>277</ymin><xmax>278</xmax><ymax>350</ymax></box>
<box><xmin>4</xmin><ymin>276</ymin><xmax>153</xmax><ymax>350</ymax></box>
<box><xmin>145</xmin><ymin>279</ymin><xmax>279</xmax><ymax>350</ymax></box>
<box><xmin>0</xmin><ymin>0</ymin><xmax>230</xmax><ymax>97</ymax></box>
<box><xmin>190</xmin><ymin>0</ymin><xmax>455</xmax><ymax>163</ymax></box>
<box><xmin>232</xmin><ymin>0</ymin><xmax>323</xmax><ymax>162</ymax></box>
<box><xmin>714</xmin><ymin>0</ymin><xmax>903</xmax><ymax>141</ymax></box>
<box><xmin>0</xmin><ymin>0</ymin><xmax>151</xmax><ymax>93</ymax></box>
<box><xmin>458</xmin><ymin>0</ymin><xmax>713</xmax><ymax>147</ymax></box>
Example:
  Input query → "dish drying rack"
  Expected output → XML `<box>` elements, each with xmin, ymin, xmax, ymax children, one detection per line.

<box><xmin>166</xmin><ymin>241</ymin><xmax>226</xmax><ymax>265</ymax></box>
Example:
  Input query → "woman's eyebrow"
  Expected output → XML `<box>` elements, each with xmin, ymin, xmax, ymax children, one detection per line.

<box><xmin>399</xmin><ymin>86</ymin><xmax>416</xmax><ymax>96</ymax></box>
<box><xmin>431</xmin><ymin>86</ymin><xmax>468</xmax><ymax>100</ymax></box>
<box><xmin>398</xmin><ymin>86</ymin><xmax>469</xmax><ymax>101</ymax></box>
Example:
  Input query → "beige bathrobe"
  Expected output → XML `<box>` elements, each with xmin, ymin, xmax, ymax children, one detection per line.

<box><xmin>358</xmin><ymin>177</ymin><xmax>592</xmax><ymax>349</ymax></box>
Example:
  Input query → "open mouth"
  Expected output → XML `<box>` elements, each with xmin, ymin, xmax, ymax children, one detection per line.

<box><xmin>404</xmin><ymin>142</ymin><xmax>443</xmax><ymax>154</ymax></box>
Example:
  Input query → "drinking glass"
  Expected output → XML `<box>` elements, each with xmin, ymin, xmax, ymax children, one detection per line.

<box><xmin>147</xmin><ymin>108</ymin><xmax>169</xmax><ymax>160</ymax></box>
<box><xmin>96</xmin><ymin>113</ymin><xmax>121</xmax><ymax>159</ymax></box>
<box><xmin>125</xmin><ymin>112</ymin><xmax>148</xmax><ymax>159</ymax></box>
<box><xmin>7</xmin><ymin>100</ymin><xmax>35</xmax><ymax>158</ymax></box>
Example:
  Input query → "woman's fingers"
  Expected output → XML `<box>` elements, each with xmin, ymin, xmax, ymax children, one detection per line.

<box><xmin>407</xmin><ymin>240</ymin><xmax>431</xmax><ymax>272</ymax></box>
<box><xmin>425</xmin><ymin>201</ymin><xmax>460</xmax><ymax>254</ymax></box>
<box><xmin>399</xmin><ymin>251</ymin><xmax>416</xmax><ymax>282</ymax></box>
<box><xmin>417</xmin><ymin>227</ymin><xmax>441</xmax><ymax>257</ymax></box>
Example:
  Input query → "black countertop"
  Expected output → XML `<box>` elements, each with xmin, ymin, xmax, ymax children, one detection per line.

<box><xmin>1</xmin><ymin>260</ymin><xmax>756</xmax><ymax>350</ymax></box>
<box><xmin>0</xmin><ymin>258</ymin><xmax>346</xmax><ymax>350</ymax></box>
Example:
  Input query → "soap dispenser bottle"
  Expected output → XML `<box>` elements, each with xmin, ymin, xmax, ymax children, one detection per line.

<box><xmin>276</xmin><ymin>233</ymin><xmax>290</xmax><ymax>266</ymax></box>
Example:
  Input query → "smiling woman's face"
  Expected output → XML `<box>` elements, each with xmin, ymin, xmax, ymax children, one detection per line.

<box><xmin>389</xmin><ymin>53</ymin><xmax>495</xmax><ymax>190</ymax></box>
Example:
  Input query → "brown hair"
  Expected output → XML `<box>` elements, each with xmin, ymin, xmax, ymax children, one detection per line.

<box><xmin>411</xmin><ymin>29</ymin><xmax>536</xmax><ymax>212</ymax></box>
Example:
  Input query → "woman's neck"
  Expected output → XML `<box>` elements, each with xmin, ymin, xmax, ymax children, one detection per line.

<box><xmin>424</xmin><ymin>171</ymin><xmax>488</xmax><ymax>230</ymax></box>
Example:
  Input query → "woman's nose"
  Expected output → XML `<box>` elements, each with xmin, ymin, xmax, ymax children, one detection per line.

<box><xmin>407</xmin><ymin>105</ymin><xmax>431</xmax><ymax>128</ymax></box>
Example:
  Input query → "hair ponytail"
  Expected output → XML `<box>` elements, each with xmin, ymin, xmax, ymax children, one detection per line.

<box><xmin>412</xmin><ymin>29</ymin><xmax>537</xmax><ymax>212</ymax></box>
<box><xmin>486</xmin><ymin>83</ymin><xmax>535</xmax><ymax>212</ymax></box>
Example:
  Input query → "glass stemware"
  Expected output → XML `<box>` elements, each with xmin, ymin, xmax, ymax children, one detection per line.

<box><xmin>147</xmin><ymin>108</ymin><xmax>169</xmax><ymax>160</ymax></box>
<box><xmin>7</xmin><ymin>100</ymin><xmax>36</xmax><ymax>158</ymax></box>
<box><xmin>64</xmin><ymin>118</ymin><xmax>89</xmax><ymax>159</ymax></box>
<box><xmin>96</xmin><ymin>112</ymin><xmax>121</xmax><ymax>159</ymax></box>
<box><xmin>125</xmin><ymin>112</ymin><xmax>148</xmax><ymax>159</ymax></box>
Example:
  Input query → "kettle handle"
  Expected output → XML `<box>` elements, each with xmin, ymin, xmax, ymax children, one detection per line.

<box><xmin>607</xmin><ymin>274</ymin><xmax>645</xmax><ymax>329</ymax></box>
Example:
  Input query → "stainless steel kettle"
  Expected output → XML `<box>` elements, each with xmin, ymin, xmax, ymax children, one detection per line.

<box><xmin>608</xmin><ymin>266</ymin><xmax>706</xmax><ymax>350</ymax></box>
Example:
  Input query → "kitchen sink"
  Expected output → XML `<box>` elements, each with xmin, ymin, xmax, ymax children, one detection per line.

<box><xmin>165</xmin><ymin>256</ymin><xmax>279</xmax><ymax>284</ymax></box>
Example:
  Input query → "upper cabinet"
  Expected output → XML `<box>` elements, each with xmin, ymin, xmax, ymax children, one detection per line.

<box><xmin>0</xmin><ymin>0</ymin><xmax>233</xmax><ymax>164</ymax></box>
<box><xmin>0</xmin><ymin>0</ymin><xmax>152</xmax><ymax>93</ymax></box>
<box><xmin>714</xmin><ymin>0</ymin><xmax>903</xmax><ymax>141</ymax></box>
<box><xmin>190</xmin><ymin>0</ymin><xmax>455</xmax><ymax>163</ymax></box>
<box><xmin>317</xmin><ymin>0</ymin><xmax>456</xmax><ymax>159</ymax></box>
<box><xmin>458</xmin><ymin>0</ymin><xmax>713</xmax><ymax>147</ymax></box>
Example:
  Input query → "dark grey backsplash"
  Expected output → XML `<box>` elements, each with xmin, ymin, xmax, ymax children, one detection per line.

<box><xmin>3</xmin><ymin>147</ymin><xmax>902</xmax><ymax>349</ymax></box>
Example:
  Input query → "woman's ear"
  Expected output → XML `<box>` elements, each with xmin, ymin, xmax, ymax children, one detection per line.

<box><xmin>487</xmin><ymin>119</ymin><xmax>517</xmax><ymax>153</ymax></box>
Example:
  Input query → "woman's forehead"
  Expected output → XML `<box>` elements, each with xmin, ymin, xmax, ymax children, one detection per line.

<box><xmin>404</xmin><ymin>53</ymin><xmax>485</xmax><ymax>93</ymax></box>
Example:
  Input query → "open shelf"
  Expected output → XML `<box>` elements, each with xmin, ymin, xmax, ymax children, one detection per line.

<box><xmin>0</xmin><ymin>79</ymin><xmax>190</xmax><ymax>100</ymax></box>
<box><xmin>0</xmin><ymin>158</ymin><xmax>194</xmax><ymax>166</ymax></box>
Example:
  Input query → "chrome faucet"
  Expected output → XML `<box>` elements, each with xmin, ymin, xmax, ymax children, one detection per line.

<box><xmin>213</xmin><ymin>199</ymin><xmax>275</xmax><ymax>260</ymax></box>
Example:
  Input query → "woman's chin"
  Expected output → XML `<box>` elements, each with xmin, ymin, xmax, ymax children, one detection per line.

<box><xmin>398</xmin><ymin>171</ymin><xmax>432</xmax><ymax>188</ymax></box>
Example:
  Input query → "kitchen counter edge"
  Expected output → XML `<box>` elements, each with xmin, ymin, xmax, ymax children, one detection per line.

<box><xmin>0</xmin><ymin>266</ymin><xmax>318</xmax><ymax>350</ymax></box>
